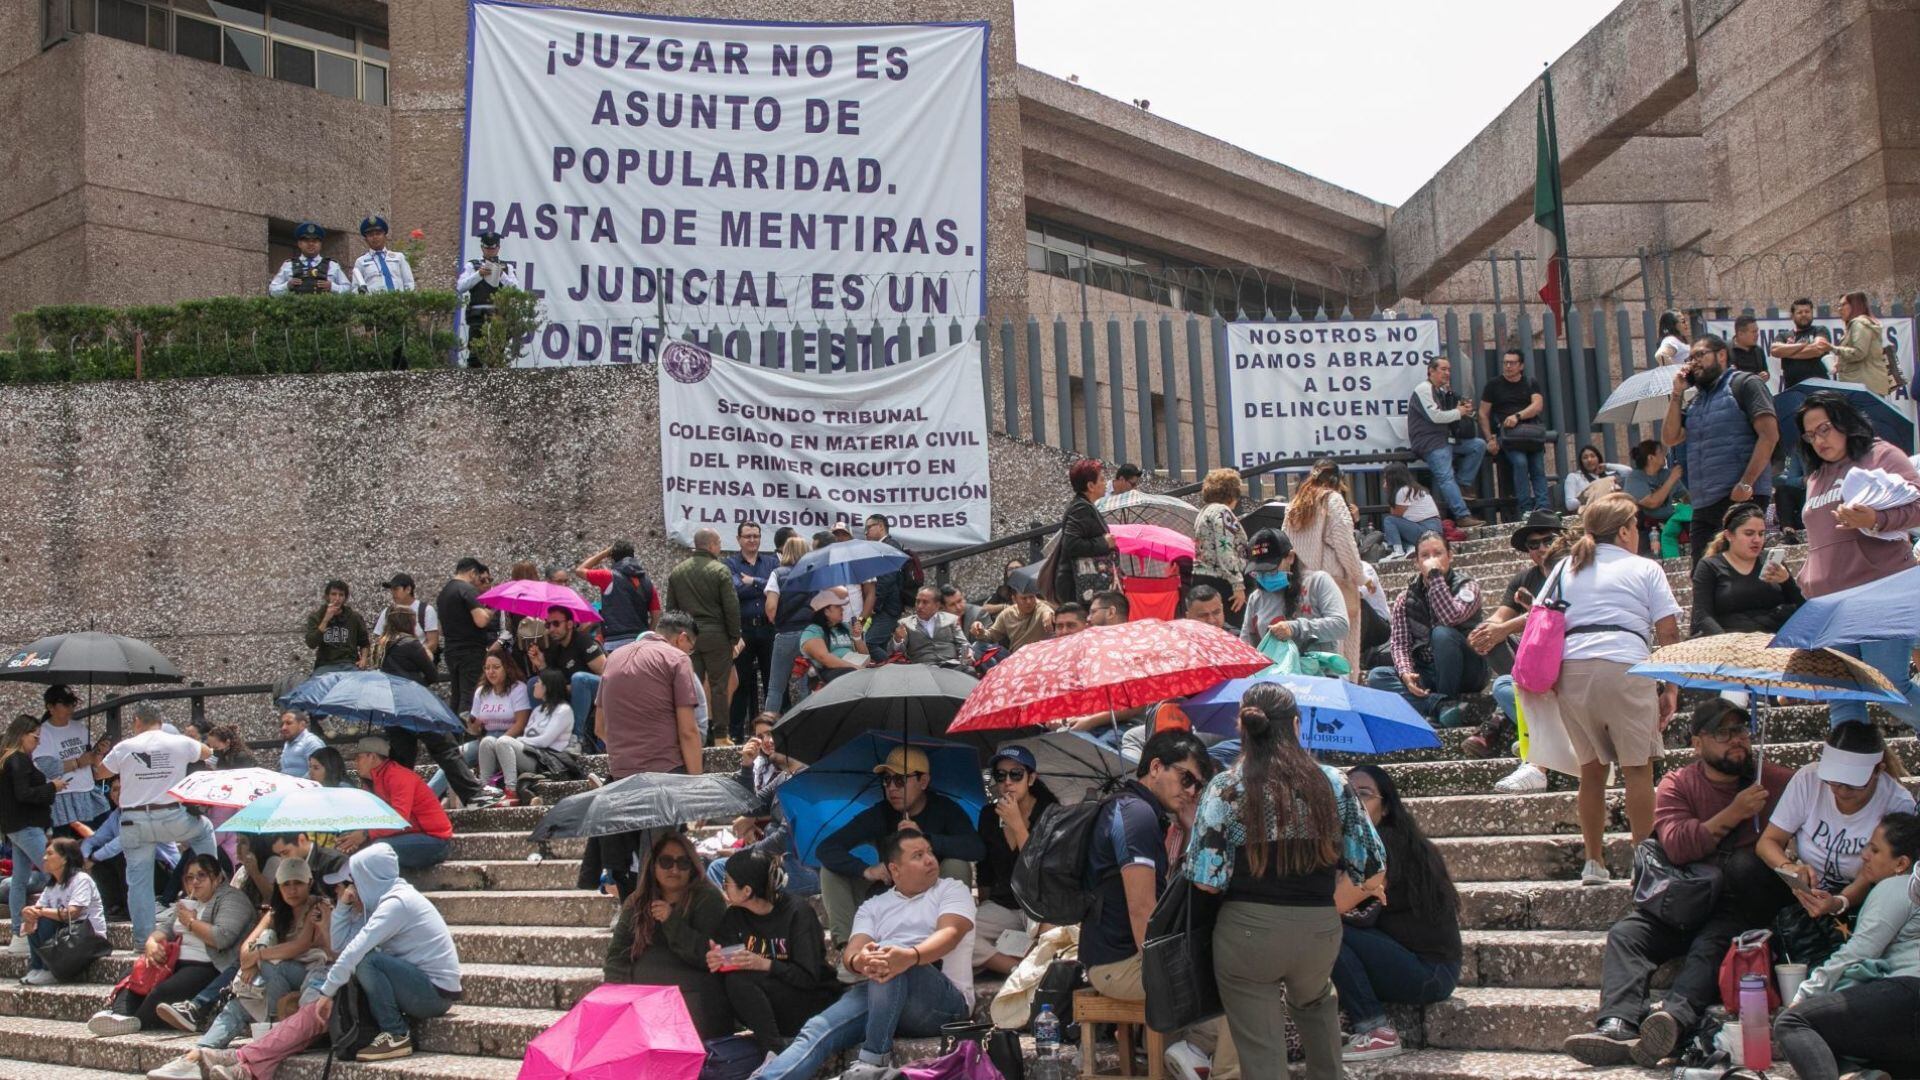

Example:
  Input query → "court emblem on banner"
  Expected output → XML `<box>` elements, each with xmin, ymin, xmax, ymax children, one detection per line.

<box><xmin>661</xmin><ymin>341</ymin><xmax>712</xmax><ymax>384</ymax></box>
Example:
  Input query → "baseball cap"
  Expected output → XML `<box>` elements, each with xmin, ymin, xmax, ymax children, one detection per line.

<box><xmin>323</xmin><ymin>863</ymin><xmax>354</xmax><ymax>886</ymax></box>
<box><xmin>1817</xmin><ymin>742</ymin><xmax>1882</xmax><ymax>788</ymax></box>
<box><xmin>990</xmin><ymin>746</ymin><xmax>1038</xmax><ymax>773</ymax></box>
<box><xmin>43</xmin><ymin>684</ymin><xmax>78</xmax><ymax>707</ymax></box>
<box><xmin>830</xmin><ymin>520</ymin><xmax>854</xmax><ymax>538</ymax></box>
<box><xmin>874</xmin><ymin>746</ymin><xmax>931</xmax><ymax>776</ymax></box>
<box><xmin>380</xmin><ymin>572</ymin><xmax>415</xmax><ymax>590</ymax></box>
<box><xmin>275</xmin><ymin>857</ymin><xmax>312</xmax><ymax>885</ymax></box>
<box><xmin>1246</xmin><ymin>528</ymin><xmax>1288</xmax><ymax>574</ymax></box>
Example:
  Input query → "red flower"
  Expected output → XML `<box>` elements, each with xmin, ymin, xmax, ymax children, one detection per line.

<box><xmin>409</xmin><ymin>228</ymin><xmax>425</xmax><ymax>240</ymax></box>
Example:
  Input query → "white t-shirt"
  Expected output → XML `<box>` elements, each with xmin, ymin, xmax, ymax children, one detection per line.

<box><xmin>372</xmin><ymin>599</ymin><xmax>440</xmax><ymax>638</ymax></box>
<box><xmin>39</xmin><ymin>872</ymin><xmax>106</xmax><ymax>936</ymax></box>
<box><xmin>470</xmin><ymin>682</ymin><xmax>532</xmax><ymax>734</ymax></box>
<box><xmin>1657</xmin><ymin>335</ymin><xmax>1691</xmax><ymax>367</ymax></box>
<box><xmin>1548</xmin><ymin>544</ymin><xmax>1684</xmax><ymax>664</ymax></box>
<box><xmin>850</xmin><ymin>876</ymin><xmax>978</xmax><ymax>1004</ymax></box>
<box><xmin>1359</xmin><ymin>562</ymin><xmax>1391</xmax><ymax>621</ymax></box>
<box><xmin>1769</xmin><ymin>765</ymin><xmax>1917</xmax><ymax>892</ymax></box>
<box><xmin>174</xmin><ymin>896</ymin><xmax>211</xmax><ymax>963</ymax></box>
<box><xmin>102</xmin><ymin>730</ymin><xmax>205</xmax><ymax>808</ymax></box>
<box><xmin>521</xmin><ymin>703</ymin><xmax>574</xmax><ymax>751</ymax></box>
<box><xmin>1393</xmin><ymin>486</ymin><xmax>1440</xmax><ymax>523</ymax></box>
<box><xmin>36</xmin><ymin>718</ymin><xmax>94</xmax><ymax>793</ymax></box>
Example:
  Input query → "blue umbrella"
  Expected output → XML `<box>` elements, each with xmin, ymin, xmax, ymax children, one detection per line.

<box><xmin>778</xmin><ymin>731</ymin><xmax>984</xmax><ymax>869</ymax></box>
<box><xmin>1774</xmin><ymin>379</ymin><xmax>1915</xmax><ymax>455</ymax></box>
<box><xmin>781</xmin><ymin>540</ymin><xmax>910</xmax><ymax>594</ymax></box>
<box><xmin>1772</xmin><ymin>563</ymin><xmax>1920</xmax><ymax>650</ymax></box>
<box><xmin>1180</xmin><ymin>673</ymin><xmax>1439</xmax><ymax>755</ymax></box>
<box><xmin>277</xmin><ymin>670</ymin><xmax>462</xmax><ymax>732</ymax></box>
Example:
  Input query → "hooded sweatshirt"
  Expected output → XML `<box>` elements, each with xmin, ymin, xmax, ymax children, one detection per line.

<box><xmin>320</xmin><ymin>844</ymin><xmax>462</xmax><ymax>998</ymax></box>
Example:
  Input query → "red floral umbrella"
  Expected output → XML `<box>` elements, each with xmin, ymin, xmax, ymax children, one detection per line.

<box><xmin>949</xmin><ymin>620</ymin><xmax>1270</xmax><ymax>732</ymax></box>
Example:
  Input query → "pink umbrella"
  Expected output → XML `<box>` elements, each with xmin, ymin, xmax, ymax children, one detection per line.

<box><xmin>518</xmin><ymin>984</ymin><xmax>706</xmax><ymax>1080</ymax></box>
<box><xmin>166</xmin><ymin>768</ymin><xmax>317</xmax><ymax>809</ymax></box>
<box><xmin>479</xmin><ymin>580</ymin><xmax>601</xmax><ymax>624</ymax></box>
<box><xmin>1108</xmin><ymin>522</ymin><xmax>1196</xmax><ymax>564</ymax></box>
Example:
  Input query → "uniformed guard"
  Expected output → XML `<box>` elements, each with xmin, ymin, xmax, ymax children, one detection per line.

<box><xmin>268</xmin><ymin>222</ymin><xmax>352</xmax><ymax>296</ymax></box>
<box><xmin>351</xmin><ymin>215</ymin><xmax>415</xmax><ymax>294</ymax></box>
<box><xmin>456</xmin><ymin>231</ymin><xmax>520</xmax><ymax>336</ymax></box>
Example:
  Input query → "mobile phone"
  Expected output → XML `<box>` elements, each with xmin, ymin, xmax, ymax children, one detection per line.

<box><xmin>1764</xmin><ymin>548</ymin><xmax>1787</xmax><ymax>570</ymax></box>
<box><xmin>1774</xmin><ymin>864</ymin><xmax>1816</xmax><ymax>895</ymax></box>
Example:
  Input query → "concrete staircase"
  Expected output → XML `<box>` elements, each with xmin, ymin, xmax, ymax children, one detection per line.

<box><xmin>0</xmin><ymin>520</ymin><xmax>1888</xmax><ymax>1078</ymax></box>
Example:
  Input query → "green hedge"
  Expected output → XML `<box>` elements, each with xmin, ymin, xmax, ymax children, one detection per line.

<box><xmin>2</xmin><ymin>293</ymin><xmax>467</xmax><ymax>383</ymax></box>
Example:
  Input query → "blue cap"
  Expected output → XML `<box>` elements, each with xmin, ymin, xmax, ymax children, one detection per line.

<box><xmin>359</xmin><ymin>215</ymin><xmax>389</xmax><ymax>236</ymax></box>
<box><xmin>293</xmin><ymin>222</ymin><xmax>324</xmax><ymax>241</ymax></box>
<box><xmin>990</xmin><ymin>745</ymin><xmax>1038</xmax><ymax>773</ymax></box>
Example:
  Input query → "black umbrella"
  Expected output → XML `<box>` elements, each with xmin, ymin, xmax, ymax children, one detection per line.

<box><xmin>0</xmin><ymin>631</ymin><xmax>184</xmax><ymax>686</ymax></box>
<box><xmin>1238</xmin><ymin>500</ymin><xmax>1289</xmax><ymax>540</ymax></box>
<box><xmin>530</xmin><ymin>772</ymin><xmax>764</xmax><ymax>842</ymax></box>
<box><xmin>1006</xmin><ymin>559</ymin><xmax>1048</xmax><ymax>596</ymax></box>
<box><xmin>772</xmin><ymin>664</ymin><xmax>1016</xmax><ymax>763</ymax></box>
<box><xmin>999</xmin><ymin>731</ymin><xmax>1132</xmax><ymax>805</ymax></box>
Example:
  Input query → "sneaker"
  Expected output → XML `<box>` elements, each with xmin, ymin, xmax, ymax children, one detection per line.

<box><xmin>204</xmin><ymin>1064</ymin><xmax>252</xmax><ymax>1080</ymax></box>
<box><xmin>838</xmin><ymin>1060</ymin><xmax>892</xmax><ymax>1080</ymax></box>
<box><xmin>467</xmin><ymin>787</ymin><xmax>504</xmax><ymax>810</ymax></box>
<box><xmin>1457</xmin><ymin>515</ymin><xmax>1487</xmax><ymax>529</ymax></box>
<box><xmin>1434</xmin><ymin>702</ymin><xmax>1467</xmax><ymax>729</ymax></box>
<box><xmin>1492</xmin><ymin>762</ymin><xmax>1548</xmax><ymax>794</ymax></box>
<box><xmin>1842</xmin><ymin>1071</ymin><xmax>1892</xmax><ymax>1080</ymax></box>
<box><xmin>146</xmin><ymin>1055</ymin><xmax>202</xmax><ymax>1080</ymax></box>
<box><xmin>1461</xmin><ymin>733</ymin><xmax>1494</xmax><ymax>759</ymax></box>
<box><xmin>157</xmin><ymin>1000</ymin><xmax>199</xmax><ymax>1032</ymax></box>
<box><xmin>88</xmin><ymin>1011</ymin><xmax>143</xmax><ymax>1037</ymax></box>
<box><xmin>4</xmin><ymin>937</ymin><xmax>28</xmax><ymax>956</ymax></box>
<box><xmin>1562</xmin><ymin>1018</ymin><xmax>1638</xmax><ymax>1066</ymax></box>
<box><xmin>1342</xmin><ymin>1026</ymin><xmax>1403</xmax><ymax>1062</ymax></box>
<box><xmin>1629</xmin><ymin>1008</ymin><xmax>1682</xmax><ymax>1067</ymax></box>
<box><xmin>357</xmin><ymin>1031</ymin><xmax>414</xmax><ymax>1062</ymax></box>
<box><xmin>1580</xmin><ymin>858</ymin><xmax>1612</xmax><ymax>886</ymax></box>
<box><xmin>1164</xmin><ymin>1038</ymin><xmax>1212</xmax><ymax>1080</ymax></box>
<box><xmin>20</xmin><ymin>968</ymin><xmax>57</xmax><ymax>986</ymax></box>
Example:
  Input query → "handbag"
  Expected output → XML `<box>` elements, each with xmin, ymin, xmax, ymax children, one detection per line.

<box><xmin>1716</xmin><ymin>929</ymin><xmax>1780</xmax><ymax>1014</ymax></box>
<box><xmin>1511</xmin><ymin>565</ymin><xmax>1569</xmax><ymax>694</ymax></box>
<box><xmin>1503</xmin><ymin>421</ymin><xmax>1548</xmax><ymax>449</ymax></box>
<box><xmin>38</xmin><ymin>920</ymin><xmax>111</xmax><ymax>981</ymax></box>
<box><xmin>1631</xmin><ymin>836</ymin><xmax>1724</xmax><ymax>933</ymax></box>
<box><xmin>1141</xmin><ymin>876</ymin><xmax>1223</xmax><ymax>1033</ymax></box>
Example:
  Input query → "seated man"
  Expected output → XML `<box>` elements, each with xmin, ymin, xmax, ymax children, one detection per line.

<box><xmin>755</xmin><ymin>829</ymin><xmax>975</xmax><ymax>1080</ymax></box>
<box><xmin>1184</xmin><ymin>585</ymin><xmax>1227</xmax><ymax>631</ymax></box>
<box><xmin>889</xmin><ymin>586</ymin><xmax>971</xmax><ymax>666</ymax></box>
<box><xmin>706</xmin><ymin>713</ymin><xmax>819</xmax><ymax>897</ymax></box>
<box><xmin>971</xmin><ymin>586</ymin><xmax>1053</xmax><ymax>654</ymax></box>
<box><xmin>1050</xmin><ymin>603</ymin><xmax>1089</xmax><ymax>637</ymax></box>
<box><xmin>817</xmin><ymin>746</ymin><xmax>984</xmax><ymax>947</ymax></box>
<box><xmin>1364</xmin><ymin>532</ymin><xmax>1486</xmax><ymax>728</ymax></box>
<box><xmin>268</xmin><ymin>832</ymin><xmax>346</xmax><ymax>889</ymax></box>
<box><xmin>1087</xmin><ymin>590</ymin><xmax>1129</xmax><ymax>626</ymax></box>
<box><xmin>1563</xmin><ymin>697</ymin><xmax>1793</xmax><ymax>1068</ymax></box>
<box><xmin>170</xmin><ymin>843</ymin><xmax>463</xmax><ymax>1076</ymax></box>
<box><xmin>335</xmin><ymin>737</ymin><xmax>453</xmax><ymax>871</ymax></box>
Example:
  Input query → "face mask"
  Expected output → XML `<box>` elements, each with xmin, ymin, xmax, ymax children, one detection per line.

<box><xmin>1255</xmin><ymin>571</ymin><xmax>1290</xmax><ymax>592</ymax></box>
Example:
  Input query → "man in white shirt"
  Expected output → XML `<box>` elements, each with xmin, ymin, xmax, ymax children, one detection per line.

<box><xmin>101</xmin><ymin>704</ymin><xmax>216</xmax><ymax>946</ymax></box>
<box><xmin>351</xmin><ymin>216</ymin><xmax>415</xmax><ymax>294</ymax></box>
<box><xmin>371</xmin><ymin>573</ymin><xmax>440</xmax><ymax>656</ymax></box>
<box><xmin>268</xmin><ymin>222</ymin><xmax>353</xmax><ymax>296</ymax></box>
<box><xmin>755</xmin><ymin>829</ymin><xmax>975</xmax><ymax>1080</ymax></box>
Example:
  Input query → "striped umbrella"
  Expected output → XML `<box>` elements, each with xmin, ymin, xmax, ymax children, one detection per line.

<box><xmin>1096</xmin><ymin>490</ymin><xmax>1199</xmax><ymax>536</ymax></box>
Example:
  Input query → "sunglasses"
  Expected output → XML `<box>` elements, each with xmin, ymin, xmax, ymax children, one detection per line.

<box><xmin>1523</xmin><ymin>536</ymin><xmax>1554</xmax><ymax>551</ymax></box>
<box><xmin>991</xmin><ymin>769</ymin><xmax>1029</xmax><ymax>784</ymax></box>
<box><xmin>183</xmin><ymin>872</ymin><xmax>211</xmax><ymax>883</ymax></box>
<box><xmin>879</xmin><ymin>771</ymin><xmax>928</xmax><ymax>789</ymax></box>
<box><xmin>654</xmin><ymin>855</ymin><xmax>694</xmax><ymax>871</ymax></box>
<box><xmin>1171</xmin><ymin>767</ymin><xmax>1204</xmax><ymax>792</ymax></box>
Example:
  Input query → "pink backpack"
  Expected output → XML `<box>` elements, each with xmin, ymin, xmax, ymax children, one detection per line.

<box><xmin>1511</xmin><ymin>565</ymin><xmax>1570</xmax><ymax>694</ymax></box>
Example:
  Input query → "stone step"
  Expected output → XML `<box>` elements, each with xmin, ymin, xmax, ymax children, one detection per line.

<box><xmin>421</xmin><ymin>888</ymin><xmax>616</xmax><ymax>929</ymax></box>
<box><xmin>1431</xmin><ymin>835</ymin><xmax>1634</xmax><ymax>883</ymax></box>
<box><xmin>1458</xmin><ymin>930</ymin><xmax>1609</xmax><ymax>990</ymax></box>
<box><xmin>447</xmin><ymin>830</ymin><xmax>582</xmax><ymax>861</ymax></box>
<box><xmin>0</xmin><ymin>923</ymin><xmax>611</xmax><ymax>971</ymax></box>
<box><xmin>0</xmin><ymin>955</ymin><xmax>600</xmax><ymax>1011</ymax></box>
<box><xmin>1384</xmin><ymin>735</ymin><xmax>1906</xmax><ymax>797</ymax></box>
<box><xmin>0</xmin><ymin>1015</ymin><xmax>526</xmax><ymax>1079</ymax></box>
<box><xmin>412</xmin><ymin>858</ymin><xmax>586</xmax><ymax>893</ymax></box>
<box><xmin>1347</xmin><ymin>1048</ymin><xmax>1654</xmax><ymax>1079</ymax></box>
<box><xmin>1416</xmin><ymin>986</ymin><xmax>1599</xmax><ymax>1053</ymax></box>
<box><xmin>1455</xmin><ymin>880</ymin><xmax>1631</xmax><ymax>931</ymax></box>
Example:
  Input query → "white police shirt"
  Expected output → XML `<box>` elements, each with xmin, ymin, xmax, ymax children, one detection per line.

<box><xmin>352</xmin><ymin>247</ymin><xmax>416</xmax><ymax>294</ymax></box>
<box><xmin>269</xmin><ymin>255</ymin><xmax>354</xmax><ymax>296</ymax></box>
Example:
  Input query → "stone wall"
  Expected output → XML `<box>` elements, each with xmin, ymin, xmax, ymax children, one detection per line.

<box><xmin>0</xmin><ymin>366</ymin><xmax>1079</xmax><ymax>735</ymax></box>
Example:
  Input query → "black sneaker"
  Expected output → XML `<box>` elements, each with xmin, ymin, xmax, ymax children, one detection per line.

<box><xmin>358</xmin><ymin>1031</ymin><xmax>413</xmax><ymax>1062</ymax></box>
<box><xmin>156</xmin><ymin>1000</ymin><xmax>199</xmax><ymax>1033</ymax></box>
<box><xmin>1563</xmin><ymin>1018</ymin><xmax>1638</xmax><ymax>1066</ymax></box>
<box><xmin>1630</xmin><ymin>1009</ymin><xmax>1683</xmax><ymax>1067</ymax></box>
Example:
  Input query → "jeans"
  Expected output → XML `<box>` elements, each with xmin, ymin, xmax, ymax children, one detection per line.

<box><xmin>476</xmin><ymin>735</ymin><xmax>537</xmax><ymax>791</ymax></box>
<box><xmin>24</xmin><ymin>917</ymin><xmax>60</xmax><ymax>973</ymax></box>
<box><xmin>570</xmin><ymin>671</ymin><xmax>602</xmax><ymax>753</ymax></box>
<box><xmin>732</xmin><ymin>623</ymin><xmax>776</xmax><ymax>740</ymax></box>
<box><xmin>1364</xmin><ymin>625</ymin><xmax>1487</xmax><ymax>717</ymax></box>
<box><xmin>1382</xmin><ymin>515</ymin><xmax>1442</xmax><ymax>553</ymax></box>
<box><xmin>1776</xmin><ymin>976</ymin><xmax>1920</xmax><ymax>1080</ymax></box>
<box><xmin>191</xmin><ymin>965</ymin><xmax>236</xmax><ymax>1010</ymax></box>
<box><xmin>1502</xmin><ymin>445</ymin><xmax>1549</xmax><ymax>515</ymax></box>
<box><xmin>1424</xmin><ymin>439</ymin><xmax>1486</xmax><ymax>520</ymax></box>
<box><xmin>6</xmin><ymin>826</ymin><xmax>46</xmax><ymax>935</ymax></box>
<box><xmin>233</xmin><ymin>995</ymin><xmax>331</xmax><ymax>1080</ymax></box>
<box><xmin>1329</xmin><ymin>926</ymin><xmax>1460</xmax><ymax>1032</ymax></box>
<box><xmin>863</xmin><ymin>614</ymin><xmax>900</xmax><ymax>663</ymax></box>
<box><xmin>377</xmin><ymin>832</ymin><xmax>450</xmax><ymax>871</ymax></box>
<box><xmin>123</xmin><ymin>806</ymin><xmax>217</xmax><ymax>945</ymax></box>
<box><xmin>765</xmin><ymin>630</ymin><xmax>805</xmax><ymax>715</ymax></box>
<box><xmin>1827</xmin><ymin>637</ymin><xmax>1920</xmax><ymax>731</ymax></box>
<box><xmin>756</xmin><ymin>963</ymin><xmax>967</xmax><ymax>1079</ymax></box>
<box><xmin>1491</xmin><ymin>673</ymin><xmax>1517</xmax><ymax>723</ymax></box>
<box><xmin>355</xmin><ymin>950</ymin><xmax>454</xmax><ymax>1037</ymax></box>
<box><xmin>707</xmin><ymin>851</ymin><xmax>819</xmax><ymax>897</ymax></box>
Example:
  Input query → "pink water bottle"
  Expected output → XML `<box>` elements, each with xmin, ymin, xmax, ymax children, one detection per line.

<box><xmin>1739</xmin><ymin>973</ymin><xmax>1773</xmax><ymax>1069</ymax></box>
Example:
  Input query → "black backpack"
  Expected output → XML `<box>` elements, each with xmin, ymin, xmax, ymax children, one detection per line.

<box><xmin>325</xmin><ymin>979</ymin><xmax>379</xmax><ymax>1072</ymax></box>
<box><xmin>1011</xmin><ymin>794</ymin><xmax>1120</xmax><ymax>924</ymax></box>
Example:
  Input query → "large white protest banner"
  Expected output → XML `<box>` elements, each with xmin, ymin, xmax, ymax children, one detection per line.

<box><xmin>464</xmin><ymin>3</ymin><xmax>988</xmax><ymax>365</ymax></box>
<box><xmin>1704</xmin><ymin>317</ymin><xmax>1917</xmax><ymax>422</ymax></box>
<box><xmin>1225</xmin><ymin>320</ymin><xmax>1442</xmax><ymax>468</ymax></box>
<box><xmin>657</xmin><ymin>339</ymin><xmax>990</xmax><ymax>548</ymax></box>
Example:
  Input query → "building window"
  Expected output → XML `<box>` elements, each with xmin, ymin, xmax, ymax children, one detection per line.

<box><xmin>222</xmin><ymin>25</ymin><xmax>264</xmax><ymax>73</ymax></box>
<box><xmin>271</xmin><ymin>38</ymin><xmax>312</xmax><ymax>85</ymax></box>
<box><xmin>1026</xmin><ymin>217</ymin><xmax>1314</xmax><ymax>319</ymax></box>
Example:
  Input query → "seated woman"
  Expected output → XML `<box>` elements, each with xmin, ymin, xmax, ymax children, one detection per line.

<box><xmin>604</xmin><ymin>832</ymin><xmax>731</xmax><ymax>1038</ymax></box>
<box><xmin>1380</xmin><ymin>463</ymin><xmax>1444</xmax><ymax>558</ymax></box>
<box><xmin>181</xmin><ymin>856</ymin><xmax>333</xmax><ymax>1048</ymax></box>
<box><xmin>704</xmin><ymin>850</ymin><xmax>834</xmax><ymax>1057</ymax></box>
<box><xmin>973</xmin><ymin>747</ymin><xmax>1057</xmax><ymax>976</ymax></box>
<box><xmin>1624</xmin><ymin>440</ymin><xmax>1685</xmax><ymax>551</ymax></box>
<box><xmin>1238</xmin><ymin>530</ymin><xmax>1352</xmax><ymax>664</ymax></box>
<box><xmin>476</xmin><ymin>667</ymin><xmax>574</xmax><ymax>804</ymax></box>
<box><xmin>1365</xmin><ymin>533</ymin><xmax>1486</xmax><ymax>728</ymax></box>
<box><xmin>87</xmin><ymin>854</ymin><xmax>253</xmax><ymax>1035</ymax></box>
<box><xmin>1690</xmin><ymin>502</ymin><xmax>1804</xmax><ymax>636</ymax></box>
<box><xmin>18</xmin><ymin>836</ymin><xmax>106</xmax><ymax>986</ymax></box>
<box><xmin>1334</xmin><ymin>766</ymin><xmax>1461</xmax><ymax>1062</ymax></box>
<box><xmin>800</xmin><ymin>587</ymin><xmax>868</xmax><ymax>690</ymax></box>
<box><xmin>306</xmin><ymin>747</ymin><xmax>350</xmax><ymax>789</ymax></box>
<box><xmin>1758</xmin><ymin>723</ymin><xmax>1917</xmax><ymax>964</ymax></box>
<box><xmin>1774</xmin><ymin>812</ymin><xmax>1920</xmax><ymax>1080</ymax></box>
<box><xmin>1564</xmin><ymin>444</ymin><xmax>1630</xmax><ymax>511</ymax></box>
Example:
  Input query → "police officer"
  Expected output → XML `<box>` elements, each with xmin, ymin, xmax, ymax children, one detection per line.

<box><xmin>269</xmin><ymin>222</ymin><xmax>352</xmax><ymax>296</ymax></box>
<box><xmin>351</xmin><ymin>215</ymin><xmax>415</xmax><ymax>294</ymax></box>
<box><xmin>456</xmin><ymin>231</ymin><xmax>519</xmax><ymax>334</ymax></box>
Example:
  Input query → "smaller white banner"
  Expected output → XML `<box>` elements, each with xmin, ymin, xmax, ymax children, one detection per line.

<box><xmin>657</xmin><ymin>340</ymin><xmax>990</xmax><ymax>548</ymax></box>
<box><xmin>1225</xmin><ymin>319</ymin><xmax>1442</xmax><ymax>467</ymax></box>
<box><xmin>1703</xmin><ymin>317</ymin><xmax>1916</xmax><ymax>424</ymax></box>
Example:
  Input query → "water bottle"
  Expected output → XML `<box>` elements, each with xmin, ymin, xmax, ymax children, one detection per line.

<box><xmin>1739</xmin><ymin>973</ymin><xmax>1773</xmax><ymax>1070</ymax></box>
<box><xmin>1672</xmin><ymin>1069</ymin><xmax>1724</xmax><ymax>1080</ymax></box>
<box><xmin>1033</xmin><ymin>1005</ymin><xmax>1061</xmax><ymax>1080</ymax></box>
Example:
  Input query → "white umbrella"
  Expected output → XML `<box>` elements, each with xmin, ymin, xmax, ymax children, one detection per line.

<box><xmin>1595</xmin><ymin>365</ymin><xmax>1684</xmax><ymax>425</ymax></box>
<box><xmin>167</xmin><ymin>768</ymin><xmax>318</xmax><ymax>809</ymax></box>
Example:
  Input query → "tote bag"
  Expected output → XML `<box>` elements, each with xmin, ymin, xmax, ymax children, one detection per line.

<box><xmin>1511</xmin><ymin>565</ymin><xmax>1569</xmax><ymax>694</ymax></box>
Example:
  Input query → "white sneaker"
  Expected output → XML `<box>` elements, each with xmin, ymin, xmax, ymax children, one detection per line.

<box><xmin>1164</xmin><ymin>1038</ymin><xmax>1212</xmax><ymax>1080</ymax></box>
<box><xmin>1493</xmin><ymin>762</ymin><xmax>1548</xmax><ymax>794</ymax></box>
<box><xmin>4</xmin><ymin>937</ymin><xmax>28</xmax><ymax>956</ymax></box>
<box><xmin>20</xmin><ymin>968</ymin><xmax>57</xmax><ymax>986</ymax></box>
<box><xmin>1580</xmin><ymin>859</ymin><xmax>1612</xmax><ymax>886</ymax></box>
<box><xmin>88</xmin><ymin>1011</ymin><xmax>143</xmax><ymax>1037</ymax></box>
<box><xmin>145</xmin><ymin>1056</ymin><xmax>202</xmax><ymax>1080</ymax></box>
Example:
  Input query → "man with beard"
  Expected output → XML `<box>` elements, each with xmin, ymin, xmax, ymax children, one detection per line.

<box><xmin>1563</xmin><ymin>697</ymin><xmax>1794</xmax><ymax>1068</ymax></box>
<box><xmin>1662</xmin><ymin>333</ymin><xmax>1779</xmax><ymax>564</ymax></box>
<box><xmin>1769</xmin><ymin>298</ymin><xmax>1833</xmax><ymax>531</ymax></box>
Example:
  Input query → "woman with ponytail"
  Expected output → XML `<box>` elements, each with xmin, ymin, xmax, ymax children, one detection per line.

<box><xmin>1284</xmin><ymin>460</ymin><xmax>1368</xmax><ymax>677</ymax></box>
<box><xmin>1185</xmin><ymin>683</ymin><xmax>1385</xmax><ymax>1079</ymax></box>
<box><xmin>1690</xmin><ymin>502</ymin><xmax>1803</xmax><ymax>636</ymax></box>
<box><xmin>1522</xmin><ymin>493</ymin><xmax>1683</xmax><ymax>887</ymax></box>
<box><xmin>705</xmin><ymin>849</ymin><xmax>833</xmax><ymax>1055</ymax></box>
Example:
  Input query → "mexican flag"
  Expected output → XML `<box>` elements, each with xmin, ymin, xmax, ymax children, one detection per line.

<box><xmin>1534</xmin><ymin>72</ymin><xmax>1570</xmax><ymax>331</ymax></box>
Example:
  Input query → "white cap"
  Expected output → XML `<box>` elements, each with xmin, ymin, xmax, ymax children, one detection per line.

<box><xmin>1816</xmin><ymin>743</ymin><xmax>1882</xmax><ymax>788</ymax></box>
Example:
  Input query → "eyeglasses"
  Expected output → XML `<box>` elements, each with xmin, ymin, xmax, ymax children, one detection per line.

<box><xmin>183</xmin><ymin>872</ymin><xmax>211</xmax><ymax>883</ymax></box>
<box><xmin>991</xmin><ymin>769</ymin><xmax>1029</xmax><ymax>783</ymax></box>
<box><xmin>1700</xmin><ymin>726</ymin><xmax>1750</xmax><ymax>743</ymax></box>
<box><xmin>879</xmin><ymin>771</ymin><xmax>928</xmax><ymax>789</ymax></box>
<box><xmin>1805</xmin><ymin>421</ymin><xmax>1838</xmax><ymax>440</ymax></box>
<box><xmin>654</xmin><ymin>855</ymin><xmax>694</xmax><ymax>871</ymax></box>
<box><xmin>1353</xmin><ymin>789</ymin><xmax>1381</xmax><ymax>802</ymax></box>
<box><xmin>1523</xmin><ymin>536</ymin><xmax>1555</xmax><ymax>551</ymax></box>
